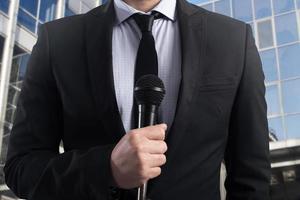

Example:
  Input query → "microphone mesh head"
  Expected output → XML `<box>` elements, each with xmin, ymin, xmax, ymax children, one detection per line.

<box><xmin>134</xmin><ymin>74</ymin><xmax>165</xmax><ymax>105</ymax></box>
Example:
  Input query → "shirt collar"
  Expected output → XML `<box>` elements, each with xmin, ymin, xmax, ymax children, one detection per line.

<box><xmin>113</xmin><ymin>0</ymin><xmax>177</xmax><ymax>25</ymax></box>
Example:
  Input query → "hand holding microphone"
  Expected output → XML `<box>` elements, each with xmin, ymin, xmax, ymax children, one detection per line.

<box><xmin>110</xmin><ymin>75</ymin><xmax>166</xmax><ymax>199</ymax></box>
<box><xmin>110</xmin><ymin>124</ymin><xmax>167</xmax><ymax>189</ymax></box>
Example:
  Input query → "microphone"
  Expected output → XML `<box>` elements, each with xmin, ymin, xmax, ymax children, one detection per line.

<box><xmin>134</xmin><ymin>74</ymin><xmax>165</xmax><ymax>200</ymax></box>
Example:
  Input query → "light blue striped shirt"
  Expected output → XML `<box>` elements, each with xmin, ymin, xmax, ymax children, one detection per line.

<box><xmin>112</xmin><ymin>0</ymin><xmax>182</xmax><ymax>132</ymax></box>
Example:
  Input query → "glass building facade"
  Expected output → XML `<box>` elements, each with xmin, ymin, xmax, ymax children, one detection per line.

<box><xmin>0</xmin><ymin>0</ymin><xmax>300</xmax><ymax>199</ymax></box>
<box><xmin>0</xmin><ymin>1</ymin><xmax>101</xmax><ymax>199</ymax></box>
<box><xmin>188</xmin><ymin>1</ymin><xmax>300</xmax><ymax>198</ymax></box>
<box><xmin>189</xmin><ymin>0</ymin><xmax>300</xmax><ymax>142</ymax></box>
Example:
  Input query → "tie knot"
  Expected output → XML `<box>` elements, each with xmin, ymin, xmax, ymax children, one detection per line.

<box><xmin>132</xmin><ymin>11</ymin><xmax>163</xmax><ymax>32</ymax></box>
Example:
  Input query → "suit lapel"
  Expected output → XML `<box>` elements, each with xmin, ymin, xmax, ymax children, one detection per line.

<box><xmin>85</xmin><ymin>1</ymin><xmax>126</xmax><ymax>142</ymax></box>
<box><xmin>84</xmin><ymin>0</ymin><xmax>206</xmax><ymax>147</ymax></box>
<box><xmin>164</xmin><ymin>0</ymin><xmax>207</xmax><ymax>171</ymax></box>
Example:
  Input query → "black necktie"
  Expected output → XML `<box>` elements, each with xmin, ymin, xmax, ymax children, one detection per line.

<box><xmin>132</xmin><ymin>12</ymin><xmax>163</xmax><ymax>128</ymax></box>
<box><xmin>133</xmin><ymin>11</ymin><xmax>163</xmax><ymax>81</ymax></box>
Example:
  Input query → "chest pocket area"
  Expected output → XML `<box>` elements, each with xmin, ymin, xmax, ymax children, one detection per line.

<box><xmin>192</xmin><ymin>75</ymin><xmax>238</xmax><ymax>125</ymax></box>
<box><xmin>198</xmin><ymin>75</ymin><xmax>237</xmax><ymax>92</ymax></box>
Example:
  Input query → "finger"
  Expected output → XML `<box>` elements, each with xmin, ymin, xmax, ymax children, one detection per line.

<box><xmin>145</xmin><ymin>140</ymin><xmax>168</xmax><ymax>154</ymax></box>
<box><xmin>148</xmin><ymin>167</ymin><xmax>162</xmax><ymax>179</ymax></box>
<box><xmin>148</xmin><ymin>154</ymin><xmax>167</xmax><ymax>167</ymax></box>
<box><xmin>139</xmin><ymin>124</ymin><xmax>167</xmax><ymax>140</ymax></box>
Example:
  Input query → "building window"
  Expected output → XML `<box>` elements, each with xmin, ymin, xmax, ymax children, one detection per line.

<box><xmin>65</xmin><ymin>0</ymin><xmax>80</xmax><ymax>16</ymax></box>
<box><xmin>9</xmin><ymin>54</ymin><xmax>29</xmax><ymax>85</ymax></box>
<box><xmin>81</xmin><ymin>2</ymin><xmax>90</xmax><ymax>14</ymax></box>
<box><xmin>39</xmin><ymin>0</ymin><xmax>56</xmax><ymax>22</ymax></box>
<box><xmin>257</xmin><ymin>19</ymin><xmax>274</xmax><ymax>49</ymax></box>
<box><xmin>297</xmin><ymin>0</ymin><xmax>300</xmax><ymax>9</ymax></box>
<box><xmin>260</xmin><ymin>49</ymin><xmax>278</xmax><ymax>82</ymax></box>
<box><xmin>285</xmin><ymin>114</ymin><xmax>300</xmax><ymax>139</ymax></box>
<box><xmin>215</xmin><ymin>0</ymin><xmax>231</xmax><ymax>17</ymax></box>
<box><xmin>254</xmin><ymin>0</ymin><xmax>272</xmax><ymax>19</ymax></box>
<box><xmin>275</xmin><ymin>12</ymin><xmax>298</xmax><ymax>45</ymax></box>
<box><xmin>282</xmin><ymin>79</ymin><xmax>300</xmax><ymax>113</ymax></box>
<box><xmin>188</xmin><ymin>0</ymin><xmax>212</xmax><ymax>4</ymax></box>
<box><xmin>65</xmin><ymin>6</ymin><xmax>75</xmax><ymax>16</ymax></box>
<box><xmin>19</xmin><ymin>0</ymin><xmax>39</xmax><ymax>16</ymax></box>
<box><xmin>0</xmin><ymin>0</ymin><xmax>9</xmax><ymax>14</ymax></box>
<box><xmin>268</xmin><ymin>117</ymin><xmax>285</xmax><ymax>140</ymax></box>
<box><xmin>278</xmin><ymin>43</ymin><xmax>300</xmax><ymax>79</ymax></box>
<box><xmin>266</xmin><ymin>85</ymin><xmax>281</xmax><ymax>116</ymax></box>
<box><xmin>232</xmin><ymin>0</ymin><xmax>253</xmax><ymax>22</ymax></box>
<box><xmin>64</xmin><ymin>0</ymin><xmax>99</xmax><ymax>16</ymax></box>
<box><xmin>17</xmin><ymin>0</ymin><xmax>57</xmax><ymax>34</ymax></box>
<box><xmin>65</xmin><ymin>7</ymin><xmax>75</xmax><ymax>17</ymax></box>
<box><xmin>17</xmin><ymin>8</ymin><xmax>36</xmax><ymax>33</ymax></box>
<box><xmin>273</xmin><ymin>0</ymin><xmax>295</xmax><ymax>15</ymax></box>
<box><xmin>18</xmin><ymin>54</ymin><xmax>30</xmax><ymax>80</ymax></box>
<box><xmin>201</xmin><ymin>3</ymin><xmax>213</xmax><ymax>11</ymax></box>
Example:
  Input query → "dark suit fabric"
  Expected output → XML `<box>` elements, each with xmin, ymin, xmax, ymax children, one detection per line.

<box><xmin>4</xmin><ymin>0</ymin><xmax>270</xmax><ymax>199</ymax></box>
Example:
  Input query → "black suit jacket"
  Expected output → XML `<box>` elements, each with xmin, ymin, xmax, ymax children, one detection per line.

<box><xmin>4</xmin><ymin>0</ymin><xmax>270</xmax><ymax>199</ymax></box>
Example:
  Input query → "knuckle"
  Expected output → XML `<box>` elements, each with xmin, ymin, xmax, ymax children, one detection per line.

<box><xmin>140</xmin><ymin>143</ymin><xmax>147</xmax><ymax>151</ymax></box>
<box><xmin>132</xmin><ymin>131</ymin><xmax>140</xmax><ymax>139</ymax></box>
<box><xmin>135</xmin><ymin>143</ymin><xmax>145</xmax><ymax>153</ymax></box>
<box><xmin>136</xmin><ymin>152</ymin><xmax>146</xmax><ymax>163</ymax></box>
<box><xmin>129</xmin><ymin>132</ymin><xmax>140</xmax><ymax>145</ymax></box>
<box><xmin>129</xmin><ymin>130</ymin><xmax>137</xmax><ymax>136</ymax></box>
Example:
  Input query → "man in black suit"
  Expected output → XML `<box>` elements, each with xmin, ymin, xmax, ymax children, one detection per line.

<box><xmin>4</xmin><ymin>0</ymin><xmax>270</xmax><ymax>199</ymax></box>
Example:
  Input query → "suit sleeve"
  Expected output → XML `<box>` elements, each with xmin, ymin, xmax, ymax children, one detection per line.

<box><xmin>224</xmin><ymin>24</ymin><xmax>271</xmax><ymax>199</ymax></box>
<box><xmin>4</xmin><ymin>24</ymin><xmax>116</xmax><ymax>200</ymax></box>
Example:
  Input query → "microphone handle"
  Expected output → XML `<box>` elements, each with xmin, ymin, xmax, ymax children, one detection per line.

<box><xmin>137</xmin><ymin>104</ymin><xmax>158</xmax><ymax>200</ymax></box>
